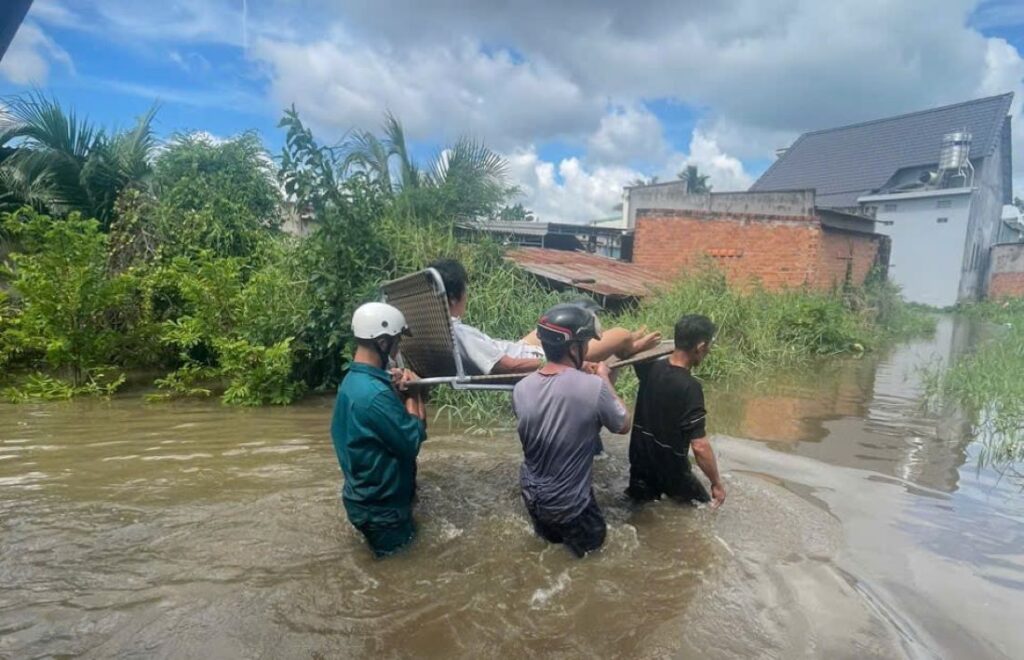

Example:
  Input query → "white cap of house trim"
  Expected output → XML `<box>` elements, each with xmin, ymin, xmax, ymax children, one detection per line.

<box><xmin>351</xmin><ymin>302</ymin><xmax>411</xmax><ymax>340</ymax></box>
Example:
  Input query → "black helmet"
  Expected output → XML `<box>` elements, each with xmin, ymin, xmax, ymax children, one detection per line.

<box><xmin>537</xmin><ymin>303</ymin><xmax>602</xmax><ymax>347</ymax></box>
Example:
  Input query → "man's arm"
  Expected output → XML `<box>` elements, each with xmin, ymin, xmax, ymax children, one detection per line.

<box><xmin>369</xmin><ymin>391</ymin><xmax>427</xmax><ymax>461</ymax></box>
<box><xmin>691</xmin><ymin>437</ymin><xmax>726</xmax><ymax>509</ymax></box>
<box><xmin>492</xmin><ymin>355</ymin><xmax>544</xmax><ymax>374</ymax></box>
<box><xmin>596</xmin><ymin>362</ymin><xmax>632</xmax><ymax>434</ymax></box>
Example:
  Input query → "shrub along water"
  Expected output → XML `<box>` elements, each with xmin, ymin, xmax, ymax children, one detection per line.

<box><xmin>925</xmin><ymin>300</ymin><xmax>1024</xmax><ymax>470</ymax></box>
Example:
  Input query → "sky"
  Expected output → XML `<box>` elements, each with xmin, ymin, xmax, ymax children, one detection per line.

<box><xmin>1</xmin><ymin>0</ymin><xmax>1023</xmax><ymax>223</ymax></box>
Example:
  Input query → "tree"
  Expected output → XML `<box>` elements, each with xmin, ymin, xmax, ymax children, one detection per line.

<box><xmin>0</xmin><ymin>93</ymin><xmax>157</xmax><ymax>227</ymax></box>
<box><xmin>678</xmin><ymin>165</ymin><xmax>712</xmax><ymax>193</ymax></box>
<box><xmin>497</xmin><ymin>203</ymin><xmax>535</xmax><ymax>222</ymax></box>
<box><xmin>151</xmin><ymin>132</ymin><xmax>281</xmax><ymax>259</ymax></box>
<box><xmin>629</xmin><ymin>175</ymin><xmax>659</xmax><ymax>187</ymax></box>
<box><xmin>339</xmin><ymin>111</ymin><xmax>515</xmax><ymax>220</ymax></box>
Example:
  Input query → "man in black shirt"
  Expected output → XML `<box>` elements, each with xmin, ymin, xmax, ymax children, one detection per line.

<box><xmin>626</xmin><ymin>314</ymin><xmax>726</xmax><ymax>509</ymax></box>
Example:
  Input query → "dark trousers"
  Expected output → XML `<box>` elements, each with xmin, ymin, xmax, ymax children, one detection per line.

<box><xmin>627</xmin><ymin>437</ymin><xmax>710</xmax><ymax>504</ymax></box>
<box><xmin>525</xmin><ymin>495</ymin><xmax>607</xmax><ymax>557</ymax></box>
<box><xmin>355</xmin><ymin>519</ymin><xmax>416</xmax><ymax>558</ymax></box>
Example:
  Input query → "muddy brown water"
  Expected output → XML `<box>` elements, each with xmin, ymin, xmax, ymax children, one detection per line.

<box><xmin>2</xmin><ymin>315</ymin><xmax>1023</xmax><ymax>659</ymax></box>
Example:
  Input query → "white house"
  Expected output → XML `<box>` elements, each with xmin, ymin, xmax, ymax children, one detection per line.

<box><xmin>752</xmin><ymin>94</ymin><xmax>1015</xmax><ymax>306</ymax></box>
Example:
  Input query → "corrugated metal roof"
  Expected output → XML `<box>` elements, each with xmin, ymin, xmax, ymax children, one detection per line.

<box><xmin>751</xmin><ymin>94</ymin><xmax>1014</xmax><ymax>207</ymax></box>
<box><xmin>506</xmin><ymin>248</ymin><xmax>669</xmax><ymax>299</ymax></box>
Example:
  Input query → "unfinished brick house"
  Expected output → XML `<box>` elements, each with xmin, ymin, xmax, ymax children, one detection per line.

<box><xmin>631</xmin><ymin>190</ymin><xmax>888</xmax><ymax>291</ymax></box>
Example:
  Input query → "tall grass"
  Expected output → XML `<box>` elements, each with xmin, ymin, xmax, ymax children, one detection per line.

<box><xmin>925</xmin><ymin>302</ymin><xmax>1024</xmax><ymax>469</ymax></box>
<box><xmin>426</xmin><ymin>262</ymin><xmax>933</xmax><ymax>423</ymax></box>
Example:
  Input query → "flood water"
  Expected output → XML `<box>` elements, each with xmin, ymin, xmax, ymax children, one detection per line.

<box><xmin>2</xmin><ymin>315</ymin><xmax>1023</xmax><ymax>659</ymax></box>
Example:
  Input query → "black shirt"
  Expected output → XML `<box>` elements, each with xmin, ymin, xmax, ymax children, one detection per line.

<box><xmin>631</xmin><ymin>358</ymin><xmax>707</xmax><ymax>461</ymax></box>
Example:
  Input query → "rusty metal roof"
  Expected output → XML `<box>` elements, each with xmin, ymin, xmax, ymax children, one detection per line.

<box><xmin>506</xmin><ymin>247</ymin><xmax>670</xmax><ymax>300</ymax></box>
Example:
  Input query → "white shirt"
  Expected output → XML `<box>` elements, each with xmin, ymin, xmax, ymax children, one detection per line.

<box><xmin>452</xmin><ymin>317</ymin><xmax>545</xmax><ymax>375</ymax></box>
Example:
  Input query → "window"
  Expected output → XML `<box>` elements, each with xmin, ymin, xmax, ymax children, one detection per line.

<box><xmin>937</xmin><ymin>217</ymin><xmax>949</xmax><ymax>224</ymax></box>
<box><xmin>883</xmin><ymin>203</ymin><xmax>898</xmax><ymax>212</ymax></box>
<box><xmin>937</xmin><ymin>199</ymin><xmax>952</xmax><ymax>209</ymax></box>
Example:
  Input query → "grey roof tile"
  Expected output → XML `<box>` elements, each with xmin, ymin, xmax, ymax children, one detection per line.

<box><xmin>751</xmin><ymin>94</ymin><xmax>1014</xmax><ymax>207</ymax></box>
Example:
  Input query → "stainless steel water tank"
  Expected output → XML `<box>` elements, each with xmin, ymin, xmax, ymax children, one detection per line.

<box><xmin>939</xmin><ymin>131</ymin><xmax>971</xmax><ymax>170</ymax></box>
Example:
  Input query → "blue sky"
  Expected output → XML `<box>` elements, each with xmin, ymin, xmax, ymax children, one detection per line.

<box><xmin>2</xmin><ymin>0</ymin><xmax>1023</xmax><ymax>222</ymax></box>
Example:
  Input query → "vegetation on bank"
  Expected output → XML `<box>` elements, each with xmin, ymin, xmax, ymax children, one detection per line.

<box><xmin>0</xmin><ymin>94</ymin><xmax>933</xmax><ymax>414</ymax></box>
<box><xmin>925</xmin><ymin>300</ymin><xmax>1024</xmax><ymax>469</ymax></box>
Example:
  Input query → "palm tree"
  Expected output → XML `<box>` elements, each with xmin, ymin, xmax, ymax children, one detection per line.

<box><xmin>0</xmin><ymin>93</ymin><xmax>157</xmax><ymax>227</ymax></box>
<box><xmin>678</xmin><ymin>165</ymin><xmax>712</xmax><ymax>193</ymax></box>
<box><xmin>341</xmin><ymin>112</ymin><xmax>513</xmax><ymax>219</ymax></box>
<box><xmin>629</xmin><ymin>175</ymin><xmax>659</xmax><ymax>187</ymax></box>
<box><xmin>426</xmin><ymin>136</ymin><xmax>512</xmax><ymax>219</ymax></box>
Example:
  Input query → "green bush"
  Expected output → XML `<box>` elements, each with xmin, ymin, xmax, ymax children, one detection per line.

<box><xmin>152</xmin><ymin>133</ymin><xmax>282</xmax><ymax>259</ymax></box>
<box><xmin>147</xmin><ymin>245</ymin><xmax>310</xmax><ymax>405</ymax></box>
<box><xmin>0</xmin><ymin>208</ymin><xmax>144</xmax><ymax>387</ymax></box>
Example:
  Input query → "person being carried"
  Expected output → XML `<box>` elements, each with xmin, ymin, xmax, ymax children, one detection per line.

<box><xmin>330</xmin><ymin>302</ymin><xmax>427</xmax><ymax>558</ymax></box>
<box><xmin>626</xmin><ymin>314</ymin><xmax>726</xmax><ymax>509</ymax></box>
<box><xmin>428</xmin><ymin>258</ymin><xmax>661</xmax><ymax>375</ymax></box>
<box><xmin>512</xmin><ymin>303</ymin><xmax>632</xmax><ymax>557</ymax></box>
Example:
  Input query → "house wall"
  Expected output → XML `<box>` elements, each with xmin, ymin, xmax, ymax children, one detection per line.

<box><xmin>869</xmin><ymin>191</ymin><xmax>973</xmax><ymax>307</ymax></box>
<box><xmin>988</xmin><ymin>243</ymin><xmax>1024</xmax><ymax>298</ymax></box>
<box><xmin>623</xmin><ymin>186</ymin><xmax>816</xmax><ymax>228</ymax></box>
<box><xmin>633</xmin><ymin>209</ymin><xmax>883</xmax><ymax>291</ymax></box>
<box><xmin>965</xmin><ymin>151</ymin><xmax>1006</xmax><ymax>300</ymax></box>
<box><xmin>818</xmin><ymin>229</ymin><xmax>883</xmax><ymax>289</ymax></box>
<box><xmin>633</xmin><ymin>210</ymin><xmax>821</xmax><ymax>289</ymax></box>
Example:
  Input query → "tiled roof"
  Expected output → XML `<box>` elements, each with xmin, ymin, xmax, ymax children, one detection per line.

<box><xmin>751</xmin><ymin>94</ymin><xmax>1014</xmax><ymax>207</ymax></box>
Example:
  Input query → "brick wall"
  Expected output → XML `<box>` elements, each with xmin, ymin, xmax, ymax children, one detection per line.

<box><xmin>988</xmin><ymin>243</ymin><xmax>1024</xmax><ymax>298</ymax></box>
<box><xmin>818</xmin><ymin>229</ymin><xmax>882</xmax><ymax>290</ymax></box>
<box><xmin>633</xmin><ymin>210</ymin><xmax>822</xmax><ymax>289</ymax></box>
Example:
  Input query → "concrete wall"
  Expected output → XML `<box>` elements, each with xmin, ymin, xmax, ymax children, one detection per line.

<box><xmin>989</xmin><ymin>243</ymin><xmax>1024</xmax><ymax>298</ymax></box>
<box><xmin>623</xmin><ymin>186</ymin><xmax>815</xmax><ymax>228</ymax></box>
<box><xmin>632</xmin><ymin>208</ymin><xmax>882</xmax><ymax>291</ymax></box>
<box><xmin>966</xmin><ymin>148</ymin><xmax>1008</xmax><ymax>300</ymax></box>
<box><xmin>868</xmin><ymin>190</ymin><xmax>973</xmax><ymax>307</ymax></box>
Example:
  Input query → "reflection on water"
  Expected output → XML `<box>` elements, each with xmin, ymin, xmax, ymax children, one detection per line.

<box><xmin>710</xmin><ymin>315</ymin><xmax>988</xmax><ymax>493</ymax></box>
<box><xmin>1</xmin><ymin>315</ymin><xmax>1023</xmax><ymax>659</ymax></box>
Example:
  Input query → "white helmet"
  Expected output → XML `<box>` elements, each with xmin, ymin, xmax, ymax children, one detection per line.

<box><xmin>352</xmin><ymin>302</ymin><xmax>411</xmax><ymax>340</ymax></box>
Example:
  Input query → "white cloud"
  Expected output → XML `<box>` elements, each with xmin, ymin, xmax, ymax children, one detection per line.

<box><xmin>977</xmin><ymin>37</ymin><xmax>1024</xmax><ymax>194</ymax></box>
<box><xmin>507</xmin><ymin>127</ymin><xmax>753</xmax><ymax>224</ymax></box>
<box><xmin>0</xmin><ymin>21</ymin><xmax>72</xmax><ymax>84</ymax></box>
<box><xmin>506</xmin><ymin>148</ymin><xmax>639</xmax><ymax>224</ymax></box>
<box><xmin>663</xmin><ymin>131</ymin><xmax>754</xmax><ymax>192</ymax></box>
<box><xmin>169</xmin><ymin>50</ymin><xmax>212</xmax><ymax>74</ymax></box>
<box><xmin>586</xmin><ymin>104</ymin><xmax>668</xmax><ymax>165</ymax></box>
<box><xmin>252</xmin><ymin>35</ymin><xmax>600</xmax><ymax>148</ymax></box>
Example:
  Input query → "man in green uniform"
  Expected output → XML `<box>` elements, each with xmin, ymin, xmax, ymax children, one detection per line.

<box><xmin>330</xmin><ymin>302</ymin><xmax>427</xmax><ymax>557</ymax></box>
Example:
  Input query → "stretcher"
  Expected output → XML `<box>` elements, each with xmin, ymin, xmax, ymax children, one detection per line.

<box><xmin>381</xmin><ymin>267</ymin><xmax>672</xmax><ymax>391</ymax></box>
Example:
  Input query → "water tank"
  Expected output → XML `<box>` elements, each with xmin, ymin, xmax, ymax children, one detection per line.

<box><xmin>938</xmin><ymin>131</ymin><xmax>971</xmax><ymax>170</ymax></box>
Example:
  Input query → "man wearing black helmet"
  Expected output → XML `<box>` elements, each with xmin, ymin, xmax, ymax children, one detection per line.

<box><xmin>511</xmin><ymin>303</ymin><xmax>632</xmax><ymax>557</ymax></box>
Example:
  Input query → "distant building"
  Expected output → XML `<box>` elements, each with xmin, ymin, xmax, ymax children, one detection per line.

<box><xmin>752</xmin><ymin>94</ymin><xmax>1015</xmax><ymax>307</ymax></box>
<box><xmin>457</xmin><ymin>220</ymin><xmax>633</xmax><ymax>260</ymax></box>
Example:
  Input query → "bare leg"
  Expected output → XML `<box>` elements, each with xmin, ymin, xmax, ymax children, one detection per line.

<box><xmin>522</xmin><ymin>327</ymin><xmax>661</xmax><ymax>360</ymax></box>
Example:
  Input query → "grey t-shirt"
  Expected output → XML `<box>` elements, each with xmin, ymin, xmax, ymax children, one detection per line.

<box><xmin>512</xmin><ymin>368</ymin><xmax>628</xmax><ymax>523</ymax></box>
